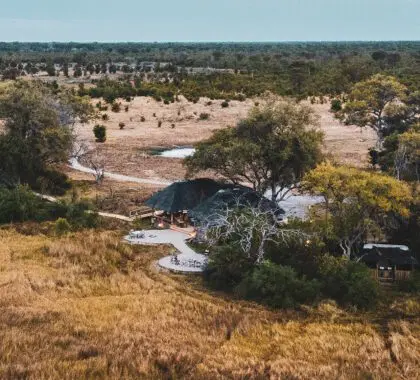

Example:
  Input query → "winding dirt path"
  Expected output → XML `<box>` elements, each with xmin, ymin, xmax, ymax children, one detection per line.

<box><xmin>69</xmin><ymin>158</ymin><xmax>171</xmax><ymax>187</ymax></box>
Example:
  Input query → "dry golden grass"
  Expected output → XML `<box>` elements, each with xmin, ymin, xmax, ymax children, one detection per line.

<box><xmin>0</xmin><ymin>228</ymin><xmax>419</xmax><ymax>379</ymax></box>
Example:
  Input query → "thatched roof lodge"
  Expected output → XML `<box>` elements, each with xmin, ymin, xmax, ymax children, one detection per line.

<box><xmin>188</xmin><ymin>187</ymin><xmax>285</xmax><ymax>225</ymax></box>
<box><xmin>360</xmin><ymin>244</ymin><xmax>419</xmax><ymax>283</ymax></box>
<box><xmin>145</xmin><ymin>178</ymin><xmax>285</xmax><ymax>228</ymax></box>
<box><xmin>145</xmin><ymin>178</ymin><xmax>230</xmax><ymax>214</ymax></box>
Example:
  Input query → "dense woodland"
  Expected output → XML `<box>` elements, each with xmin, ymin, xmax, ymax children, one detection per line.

<box><xmin>1</xmin><ymin>42</ymin><xmax>419</xmax><ymax>98</ymax></box>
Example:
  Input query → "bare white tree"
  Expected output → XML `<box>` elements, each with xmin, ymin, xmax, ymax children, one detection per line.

<box><xmin>87</xmin><ymin>149</ymin><xmax>106</xmax><ymax>184</ymax></box>
<box><xmin>199</xmin><ymin>199</ymin><xmax>308</xmax><ymax>264</ymax></box>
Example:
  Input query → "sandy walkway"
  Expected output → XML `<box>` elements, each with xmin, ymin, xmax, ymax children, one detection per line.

<box><xmin>124</xmin><ymin>229</ymin><xmax>207</xmax><ymax>273</ymax></box>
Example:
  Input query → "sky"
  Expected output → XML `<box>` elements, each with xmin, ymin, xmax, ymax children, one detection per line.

<box><xmin>0</xmin><ymin>0</ymin><xmax>419</xmax><ymax>42</ymax></box>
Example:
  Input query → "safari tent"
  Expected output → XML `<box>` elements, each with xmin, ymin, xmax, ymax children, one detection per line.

<box><xmin>359</xmin><ymin>244</ymin><xmax>419</xmax><ymax>283</ymax></box>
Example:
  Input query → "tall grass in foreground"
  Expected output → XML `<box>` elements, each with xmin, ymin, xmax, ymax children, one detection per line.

<box><xmin>0</xmin><ymin>229</ymin><xmax>419</xmax><ymax>379</ymax></box>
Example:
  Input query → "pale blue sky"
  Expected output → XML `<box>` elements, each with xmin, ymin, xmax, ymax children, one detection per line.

<box><xmin>1</xmin><ymin>0</ymin><xmax>419</xmax><ymax>42</ymax></box>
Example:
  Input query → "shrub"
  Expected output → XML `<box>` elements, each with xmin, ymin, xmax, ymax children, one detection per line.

<box><xmin>157</xmin><ymin>120</ymin><xmax>162</xmax><ymax>128</ymax></box>
<box><xmin>140</xmin><ymin>116</ymin><xmax>146</xmax><ymax>122</ymax></box>
<box><xmin>204</xmin><ymin>244</ymin><xmax>254</xmax><ymax>290</ymax></box>
<box><xmin>318</xmin><ymin>255</ymin><xmax>379</xmax><ymax>309</ymax></box>
<box><xmin>35</xmin><ymin>169</ymin><xmax>71</xmax><ymax>196</ymax></box>
<box><xmin>54</xmin><ymin>217</ymin><xmax>71</xmax><ymax>236</ymax></box>
<box><xmin>330</xmin><ymin>99</ymin><xmax>342</xmax><ymax>112</ymax></box>
<box><xmin>206</xmin><ymin>101</ymin><xmax>213</xmax><ymax>106</ymax></box>
<box><xmin>0</xmin><ymin>185</ymin><xmax>43</xmax><ymax>223</ymax></box>
<box><xmin>236</xmin><ymin>261</ymin><xmax>321</xmax><ymax>309</ymax></box>
<box><xmin>221</xmin><ymin>100</ymin><xmax>229</xmax><ymax>108</ymax></box>
<box><xmin>119</xmin><ymin>122</ymin><xmax>125</xmax><ymax>130</ymax></box>
<box><xmin>171</xmin><ymin>123</ymin><xmax>176</xmax><ymax>129</ymax></box>
<box><xmin>199</xmin><ymin>113</ymin><xmax>210</xmax><ymax>120</ymax></box>
<box><xmin>93</xmin><ymin>124</ymin><xmax>107</xmax><ymax>142</ymax></box>
<box><xmin>398</xmin><ymin>271</ymin><xmax>420</xmax><ymax>293</ymax></box>
<box><xmin>111</xmin><ymin>102</ymin><xmax>121</xmax><ymax>112</ymax></box>
<box><xmin>164</xmin><ymin>99</ymin><xmax>170</xmax><ymax>105</ymax></box>
<box><xmin>124</xmin><ymin>105</ymin><xmax>129</xmax><ymax>112</ymax></box>
<box><xmin>102</xmin><ymin>113</ymin><xmax>109</xmax><ymax>121</ymax></box>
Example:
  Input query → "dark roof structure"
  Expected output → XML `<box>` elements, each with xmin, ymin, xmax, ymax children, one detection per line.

<box><xmin>188</xmin><ymin>187</ymin><xmax>285</xmax><ymax>224</ymax></box>
<box><xmin>145</xmin><ymin>178</ymin><xmax>230</xmax><ymax>213</ymax></box>
<box><xmin>360</xmin><ymin>244</ymin><xmax>419</xmax><ymax>269</ymax></box>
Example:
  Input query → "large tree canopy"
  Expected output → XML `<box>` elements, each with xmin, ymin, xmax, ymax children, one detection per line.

<box><xmin>0</xmin><ymin>80</ymin><xmax>93</xmax><ymax>192</ymax></box>
<box><xmin>337</xmin><ymin>74</ymin><xmax>409</xmax><ymax>143</ymax></box>
<box><xmin>185</xmin><ymin>100</ymin><xmax>324</xmax><ymax>202</ymax></box>
<box><xmin>303</xmin><ymin>163</ymin><xmax>413</xmax><ymax>258</ymax></box>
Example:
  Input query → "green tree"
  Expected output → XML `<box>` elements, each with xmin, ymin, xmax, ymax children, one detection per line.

<box><xmin>93</xmin><ymin>124</ymin><xmax>107</xmax><ymax>143</ymax></box>
<box><xmin>303</xmin><ymin>162</ymin><xmax>413</xmax><ymax>258</ymax></box>
<box><xmin>0</xmin><ymin>81</ymin><xmax>92</xmax><ymax>190</ymax></box>
<box><xmin>338</xmin><ymin>74</ymin><xmax>407</xmax><ymax>143</ymax></box>
<box><xmin>185</xmin><ymin>100</ymin><xmax>324</xmax><ymax>202</ymax></box>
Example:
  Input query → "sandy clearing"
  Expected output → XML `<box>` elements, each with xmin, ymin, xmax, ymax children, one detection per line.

<box><xmin>75</xmin><ymin>96</ymin><xmax>377</xmax><ymax>181</ymax></box>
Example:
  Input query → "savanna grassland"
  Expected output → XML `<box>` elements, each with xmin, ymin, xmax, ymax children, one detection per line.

<box><xmin>0</xmin><ymin>227</ymin><xmax>419</xmax><ymax>379</ymax></box>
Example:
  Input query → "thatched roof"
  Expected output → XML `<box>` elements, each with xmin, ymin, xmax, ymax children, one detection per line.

<box><xmin>188</xmin><ymin>187</ymin><xmax>285</xmax><ymax>224</ymax></box>
<box><xmin>360</xmin><ymin>245</ymin><xmax>419</xmax><ymax>269</ymax></box>
<box><xmin>145</xmin><ymin>178</ymin><xmax>228</xmax><ymax>213</ymax></box>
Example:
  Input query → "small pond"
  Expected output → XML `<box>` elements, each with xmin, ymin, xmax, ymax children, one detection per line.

<box><xmin>157</xmin><ymin>147</ymin><xmax>196</xmax><ymax>158</ymax></box>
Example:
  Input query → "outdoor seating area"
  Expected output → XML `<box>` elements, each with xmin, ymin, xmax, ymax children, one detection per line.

<box><xmin>124</xmin><ymin>229</ymin><xmax>207</xmax><ymax>273</ymax></box>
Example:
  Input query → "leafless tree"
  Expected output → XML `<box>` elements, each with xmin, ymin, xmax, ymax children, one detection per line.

<box><xmin>199</xmin><ymin>199</ymin><xmax>308</xmax><ymax>264</ymax></box>
<box><xmin>87</xmin><ymin>149</ymin><xmax>106</xmax><ymax>184</ymax></box>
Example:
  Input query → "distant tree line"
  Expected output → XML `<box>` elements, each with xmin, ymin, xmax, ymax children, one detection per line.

<box><xmin>1</xmin><ymin>42</ymin><xmax>419</xmax><ymax>98</ymax></box>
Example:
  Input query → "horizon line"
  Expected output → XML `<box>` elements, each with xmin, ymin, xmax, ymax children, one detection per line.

<box><xmin>1</xmin><ymin>40</ymin><xmax>419</xmax><ymax>44</ymax></box>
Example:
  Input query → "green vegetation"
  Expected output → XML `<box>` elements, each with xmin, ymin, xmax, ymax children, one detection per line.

<box><xmin>93</xmin><ymin>124</ymin><xmax>107</xmax><ymax>142</ymax></box>
<box><xmin>2</xmin><ymin>42</ymin><xmax>419</xmax><ymax>99</ymax></box>
<box><xmin>0</xmin><ymin>81</ymin><xmax>92</xmax><ymax>194</ymax></box>
<box><xmin>185</xmin><ymin>100</ymin><xmax>324</xmax><ymax>202</ymax></box>
<box><xmin>0</xmin><ymin>185</ymin><xmax>98</xmax><ymax>228</ymax></box>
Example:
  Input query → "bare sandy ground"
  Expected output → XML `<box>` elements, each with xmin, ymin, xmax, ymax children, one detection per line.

<box><xmin>75</xmin><ymin>96</ymin><xmax>376</xmax><ymax>181</ymax></box>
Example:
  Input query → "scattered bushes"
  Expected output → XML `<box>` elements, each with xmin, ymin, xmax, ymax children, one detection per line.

<box><xmin>111</xmin><ymin>102</ymin><xmax>121</xmax><ymax>112</ymax></box>
<box><xmin>199</xmin><ymin>113</ymin><xmax>210</xmax><ymax>120</ymax></box>
<box><xmin>330</xmin><ymin>98</ymin><xmax>342</xmax><ymax>112</ymax></box>
<box><xmin>93</xmin><ymin>124</ymin><xmax>107</xmax><ymax>142</ymax></box>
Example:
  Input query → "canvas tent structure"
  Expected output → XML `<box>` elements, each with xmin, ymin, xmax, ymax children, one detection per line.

<box><xmin>188</xmin><ymin>187</ymin><xmax>286</xmax><ymax>226</ymax></box>
<box><xmin>359</xmin><ymin>244</ymin><xmax>419</xmax><ymax>283</ymax></box>
<box><xmin>145</xmin><ymin>178</ymin><xmax>232</xmax><ymax>226</ymax></box>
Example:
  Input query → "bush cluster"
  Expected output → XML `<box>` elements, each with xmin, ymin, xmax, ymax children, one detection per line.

<box><xmin>205</xmin><ymin>240</ymin><xmax>379</xmax><ymax>310</ymax></box>
<box><xmin>0</xmin><ymin>185</ymin><xmax>99</xmax><ymax>229</ymax></box>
